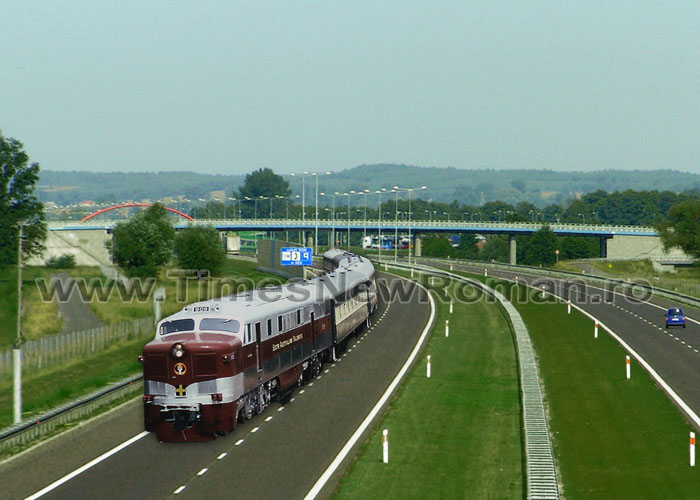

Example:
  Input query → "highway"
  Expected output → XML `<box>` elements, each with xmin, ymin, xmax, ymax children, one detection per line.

<box><xmin>0</xmin><ymin>273</ymin><xmax>431</xmax><ymax>500</ymax></box>
<box><xmin>441</xmin><ymin>261</ymin><xmax>700</xmax><ymax>426</ymax></box>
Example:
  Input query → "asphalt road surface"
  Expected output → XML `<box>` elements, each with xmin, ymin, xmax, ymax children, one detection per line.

<box><xmin>1</xmin><ymin>273</ymin><xmax>431</xmax><ymax>500</ymax></box>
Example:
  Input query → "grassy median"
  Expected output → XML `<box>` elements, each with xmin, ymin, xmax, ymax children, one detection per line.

<box><xmin>468</xmin><ymin>273</ymin><xmax>699</xmax><ymax>499</ymax></box>
<box><xmin>333</xmin><ymin>274</ymin><xmax>523</xmax><ymax>499</ymax></box>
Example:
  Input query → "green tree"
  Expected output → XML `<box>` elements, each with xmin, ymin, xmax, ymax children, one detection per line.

<box><xmin>456</xmin><ymin>233</ymin><xmax>480</xmax><ymax>260</ymax></box>
<box><xmin>174</xmin><ymin>226</ymin><xmax>226</xmax><ymax>275</ymax></box>
<box><xmin>521</xmin><ymin>225</ymin><xmax>557</xmax><ymax>266</ymax></box>
<box><xmin>656</xmin><ymin>200</ymin><xmax>700</xmax><ymax>257</ymax></box>
<box><xmin>236</xmin><ymin>168</ymin><xmax>291</xmax><ymax>218</ymax></box>
<box><xmin>422</xmin><ymin>236</ymin><xmax>456</xmax><ymax>258</ymax></box>
<box><xmin>480</xmin><ymin>235</ymin><xmax>508</xmax><ymax>262</ymax></box>
<box><xmin>106</xmin><ymin>203</ymin><xmax>174</xmax><ymax>277</ymax></box>
<box><xmin>0</xmin><ymin>133</ymin><xmax>46</xmax><ymax>268</ymax></box>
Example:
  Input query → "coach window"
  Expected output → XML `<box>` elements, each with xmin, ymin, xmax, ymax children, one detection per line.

<box><xmin>267</xmin><ymin>318</ymin><xmax>273</xmax><ymax>337</ymax></box>
<box><xmin>245</xmin><ymin>324</ymin><xmax>252</xmax><ymax>344</ymax></box>
<box><xmin>296</xmin><ymin>309</ymin><xmax>301</xmax><ymax>325</ymax></box>
<box><xmin>278</xmin><ymin>315</ymin><xmax>283</xmax><ymax>333</ymax></box>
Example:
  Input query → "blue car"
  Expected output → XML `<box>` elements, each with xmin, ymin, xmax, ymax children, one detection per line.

<box><xmin>666</xmin><ymin>307</ymin><xmax>686</xmax><ymax>329</ymax></box>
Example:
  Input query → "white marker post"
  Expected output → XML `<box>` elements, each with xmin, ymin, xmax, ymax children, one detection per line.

<box><xmin>594</xmin><ymin>321</ymin><xmax>599</xmax><ymax>339</ymax></box>
<box><xmin>411</xmin><ymin>268</ymin><xmax>414</xmax><ymax>278</ymax></box>
<box><xmin>449</xmin><ymin>264</ymin><xmax>453</xmax><ymax>271</ymax></box>
<box><xmin>567</xmin><ymin>300</ymin><xmax>571</xmax><ymax>314</ymax></box>
<box><xmin>541</xmin><ymin>285</ymin><xmax>545</xmax><ymax>298</ymax></box>
<box><xmin>515</xmin><ymin>276</ymin><xmax>519</xmax><ymax>285</ymax></box>
<box><xmin>626</xmin><ymin>355</ymin><xmax>631</xmax><ymax>380</ymax></box>
<box><xmin>691</xmin><ymin>432</ymin><xmax>696</xmax><ymax>467</ymax></box>
<box><xmin>445</xmin><ymin>320</ymin><xmax>449</xmax><ymax>338</ymax></box>
<box><xmin>427</xmin><ymin>355</ymin><xmax>431</xmax><ymax>378</ymax></box>
<box><xmin>484</xmin><ymin>268</ymin><xmax>488</xmax><ymax>277</ymax></box>
<box><xmin>449</xmin><ymin>301</ymin><xmax>453</xmax><ymax>314</ymax></box>
<box><xmin>382</xmin><ymin>429</ymin><xmax>389</xmax><ymax>464</ymax></box>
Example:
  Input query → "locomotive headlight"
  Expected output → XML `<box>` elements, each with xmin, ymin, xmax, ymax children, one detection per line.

<box><xmin>172</xmin><ymin>343</ymin><xmax>185</xmax><ymax>358</ymax></box>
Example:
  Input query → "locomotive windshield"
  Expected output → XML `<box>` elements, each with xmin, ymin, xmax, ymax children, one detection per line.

<box><xmin>199</xmin><ymin>318</ymin><xmax>240</xmax><ymax>333</ymax></box>
<box><xmin>160</xmin><ymin>319</ymin><xmax>195</xmax><ymax>335</ymax></box>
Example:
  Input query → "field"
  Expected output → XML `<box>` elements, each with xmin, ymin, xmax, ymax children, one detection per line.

<box><xmin>0</xmin><ymin>259</ymin><xmax>285</xmax><ymax>349</ymax></box>
<box><xmin>467</xmin><ymin>273</ymin><xmax>699</xmax><ymax>499</ymax></box>
<box><xmin>333</xmin><ymin>275</ymin><xmax>523</xmax><ymax>499</ymax></box>
<box><xmin>0</xmin><ymin>267</ymin><xmax>63</xmax><ymax>348</ymax></box>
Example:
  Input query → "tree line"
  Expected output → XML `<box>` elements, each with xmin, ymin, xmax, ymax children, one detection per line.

<box><xmin>4</xmin><ymin>133</ymin><xmax>700</xmax><ymax>273</ymax></box>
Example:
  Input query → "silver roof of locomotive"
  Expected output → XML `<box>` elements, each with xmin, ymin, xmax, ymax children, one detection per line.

<box><xmin>156</xmin><ymin>250</ymin><xmax>374</xmax><ymax>332</ymax></box>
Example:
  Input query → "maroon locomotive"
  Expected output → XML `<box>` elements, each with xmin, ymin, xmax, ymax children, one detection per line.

<box><xmin>140</xmin><ymin>250</ymin><xmax>377</xmax><ymax>441</ymax></box>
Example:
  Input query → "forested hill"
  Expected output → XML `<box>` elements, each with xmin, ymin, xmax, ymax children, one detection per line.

<box><xmin>37</xmin><ymin>165</ymin><xmax>700</xmax><ymax>207</ymax></box>
<box><xmin>37</xmin><ymin>171</ymin><xmax>245</xmax><ymax>205</ymax></box>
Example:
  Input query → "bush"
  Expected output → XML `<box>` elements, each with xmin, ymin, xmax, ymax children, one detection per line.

<box><xmin>45</xmin><ymin>254</ymin><xmax>76</xmax><ymax>269</ymax></box>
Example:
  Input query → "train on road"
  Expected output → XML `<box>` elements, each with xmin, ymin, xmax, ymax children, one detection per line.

<box><xmin>140</xmin><ymin>249</ymin><xmax>377</xmax><ymax>442</ymax></box>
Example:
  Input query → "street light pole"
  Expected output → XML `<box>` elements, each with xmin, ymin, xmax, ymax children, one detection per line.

<box><xmin>392</xmin><ymin>185</ymin><xmax>426</xmax><ymax>265</ymax></box>
<box><xmin>14</xmin><ymin>223</ymin><xmax>25</xmax><ymax>424</ymax></box>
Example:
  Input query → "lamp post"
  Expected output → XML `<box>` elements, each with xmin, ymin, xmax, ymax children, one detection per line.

<box><xmin>290</xmin><ymin>171</ymin><xmax>311</xmax><ymax>221</ymax></box>
<box><xmin>342</xmin><ymin>191</ymin><xmax>364</xmax><ymax>250</ymax></box>
<box><xmin>376</xmin><ymin>188</ymin><xmax>387</xmax><ymax>261</ymax></box>
<box><xmin>14</xmin><ymin>222</ymin><xmax>26</xmax><ymax>424</ymax></box>
<box><xmin>393</xmin><ymin>185</ymin><xmax>427</xmax><ymax>265</ymax></box>
<box><xmin>314</xmin><ymin>172</ymin><xmax>331</xmax><ymax>255</ymax></box>
<box><xmin>321</xmin><ymin>191</ymin><xmax>340</xmax><ymax>248</ymax></box>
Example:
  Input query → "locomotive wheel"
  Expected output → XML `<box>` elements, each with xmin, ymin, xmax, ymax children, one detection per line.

<box><xmin>279</xmin><ymin>389</ymin><xmax>293</xmax><ymax>405</ymax></box>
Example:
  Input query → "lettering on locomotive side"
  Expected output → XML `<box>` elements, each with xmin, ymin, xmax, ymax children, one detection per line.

<box><xmin>272</xmin><ymin>333</ymin><xmax>304</xmax><ymax>352</ymax></box>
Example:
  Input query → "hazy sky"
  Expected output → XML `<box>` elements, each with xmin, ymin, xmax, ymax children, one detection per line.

<box><xmin>3</xmin><ymin>1</ymin><xmax>699</xmax><ymax>175</ymax></box>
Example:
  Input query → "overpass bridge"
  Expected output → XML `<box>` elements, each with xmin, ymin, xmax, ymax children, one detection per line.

<box><xmin>47</xmin><ymin>218</ymin><xmax>680</xmax><ymax>264</ymax></box>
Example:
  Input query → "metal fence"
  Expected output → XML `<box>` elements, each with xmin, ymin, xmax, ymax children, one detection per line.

<box><xmin>0</xmin><ymin>317</ymin><xmax>154</xmax><ymax>377</ymax></box>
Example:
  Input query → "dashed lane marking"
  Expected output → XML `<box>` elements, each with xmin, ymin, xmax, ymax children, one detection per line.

<box><xmin>217</xmin><ymin>453</ymin><xmax>227</xmax><ymax>460</ymax></box>
<box><xmin>251</xmin><ymin>427</ymin><xmax>259</xmax><ymax>433</ymax></box>
<box><xmin>235</xmin><ymin>439</ymin><xmax>244</xmax><ymax>446</ymax></box>
<box><xmin>197</xmin><ymin>468</ymin><xmax>208</xmax><ymax>476</ymax></box>
<box><xmin>265</xmin><ymin>416</ymin><xmax>273</xmax><ymax>422</ymax></box>
<box><xmin>174</xmin><ymin>486</ymin><xmax>186</xmax><ymax>495</ymax></box>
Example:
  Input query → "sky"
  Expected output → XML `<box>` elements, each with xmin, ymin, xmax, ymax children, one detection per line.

<box><xmin>2</xmin><ymin>1</ymin><xmax>700</xmax><ymax>175</ymax></box>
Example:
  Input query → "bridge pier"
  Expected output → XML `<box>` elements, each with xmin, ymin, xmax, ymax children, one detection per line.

<box><xmin>414</xmin><ymin>236</ymin><xmax>422</xmax><ymax>257</ymax></box>
<box><xmin>508</xmin><ymin>235</ymin><xmax>517</xmax><ymax>265</ymax></box>
<box><xmin>600</xmin><ymin>237</ymin><xmax>608</xmax><ymax>258</ymax></box>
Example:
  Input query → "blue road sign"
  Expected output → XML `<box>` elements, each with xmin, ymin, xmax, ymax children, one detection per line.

<box><xmin>280</xmin><ymin>247</ymin><xmax>313</xmax><ymax>266</ymax></box>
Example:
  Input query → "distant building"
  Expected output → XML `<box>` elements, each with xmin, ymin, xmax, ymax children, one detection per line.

<box><xmin>161</xmin><ymin>196</ymin><xmax>175</xmax><ymax>203</ymax></box>
<box><xmin>79</xmin><ymin>200</ymin><xmax>95</xmax><ymax>207</ymax></box>
<box><xmin>210</xmin><ymin>190</ymin><xmax>226</xmax><ymax>203</ymax></box>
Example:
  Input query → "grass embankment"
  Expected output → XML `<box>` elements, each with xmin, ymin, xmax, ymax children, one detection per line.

<box><xmin>468</xmin><ymin>273</ymin><xmax>698</xmax><ymax>499</ymax></box>
<box><xmin>0</xmin><ymin>335</ymin><xmax>145</xmax><ymax>430</ymax></box>
<box><xmin>555</xmin><ymin>259</ymin><xmax>700</xmax><ymax>299</ymax></box>
<box><xmin>334</xmin><ymin>275</ymin><xmax>522</xmax><ymax>499</ymax></box>
<box><xmin>0</xmin><ymin>267</ymin><xmax>63</xmax><ymax>348</ymax></box>
<box><xmin>73</xmin><ymin>258</ymin><xmax>285</xmax><ymax>324</ymax></box>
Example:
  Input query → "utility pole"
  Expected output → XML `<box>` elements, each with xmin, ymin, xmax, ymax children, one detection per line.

<box><xmin>14</xmin><ymin>223</ymin><xmax>25</xmax><ymax>424</ymax></box>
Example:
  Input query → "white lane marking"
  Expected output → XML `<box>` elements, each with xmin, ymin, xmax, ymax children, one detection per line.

<box><xmin>265</xmin><ymin>416</ymin><xmax>273</xmax><ymax>422</ymax></box>
<box><xmin>24</xmin><ymin>431</ymin><xmax>149</xmax><ymax>500</ymax></box>
<box><xmin>299</xmin><ymin>389</ymin><xmax>305</xmax><ymax>394</ymax></box>
<box><xmin>174</xmin><ymin>486</ymin><xmax>186</xmax><ymax>495</ymax></box>
<box><xmin>290</xmin><ymin>397</ymin><xmax>296</xmax><ymax>402</ymax></box>
<box><xmin>251</xmin><ymin>427</ymin><xmax>259</xmax><ymax>433</ymax></box>
<box><xmin>324</xmin><ymin>369</ymin><xmax>330</xmax><ymax>374</ymax></box>
<box><xmin>303</xmin><ymin>280</ymin><xmax>436</xmax><ymax>500</ymax></box>
<box><xmin>217</xmin><ymin>453</ymin><xmax>227</xmax><ymax>460</ymax></box>
<box><xmin>197</xmin><ymin>468</ymin><xmax>208</xmax><ymax>476</ymax></box>
<box><xmin>235</xmin><ymin>439</ymin><xmax>244</xmax><ymax>446</ymax></box>
<box><xmin>277</xmin><ymin>406</ymin><xmax>285</xmax><ymax>412</ymax></box>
